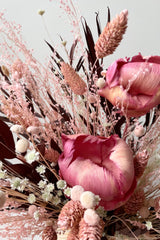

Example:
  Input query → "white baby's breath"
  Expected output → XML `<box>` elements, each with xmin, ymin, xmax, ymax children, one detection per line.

<box><xmin>64</xmin><ymin>187</ymin><xmax>71</xmax><ymax>197</ymax></box>
<box><xmin>45</xmin><ymin>183</ymin><xmax>55</xmax><ymax>193</ymax></box>
<box><xmin>42</xmin><ymin>191</ymin><xmax>53</xmax><ymax>202</ymax></box>
<box><xmin>38</xmin><ymin>180</ymin><xmax>47</xmax><ymax>189</ymax></box>
<box><xmin>25</xmin><ymin>149</ymin><xmax>39</xmax><ymax>164</ymax></box>
<box><xmin>17</xmin><ymin>178</ymin><xmax>29</xmax><ymax>192</ymax></box>
<box><xmin>52</xmin><ymin>195</ymin><xmax>61</xmax><ymax>205</ymax></box>
<box><xmin>56</xmin><ymin>180</ymin><xmax>67</xmax><ymax>190</ymax></box>
<box><xmin>145</xmin><ymin>221</ymin><xmax>153</xmax><ymax>230</ymax></box>
<box><xmin>0</xmin><ymin>170</ymin><xmax>7</xmax><ymax>179</ymax></box>
<box><xmin>36</xmin><ymin>165</ymin><xmax>46</xmax><ymax>174</ymax></box>
<box><xmin>10</xmin><ymin>177</ymin><xmax>21</xmax><ymax>190</ymax></box>
<box><xmin>28</xmin><ymin>194</ymin><xmax>36</xmax><ymax>204</ymax></box>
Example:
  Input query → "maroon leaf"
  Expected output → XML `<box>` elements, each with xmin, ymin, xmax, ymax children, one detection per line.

<box><xmin>0</xmin><ymin>120</ymin><xmax>16</xmax><ymax>159</ymax></box>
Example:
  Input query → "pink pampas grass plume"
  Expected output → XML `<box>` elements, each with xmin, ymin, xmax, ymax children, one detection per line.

<box><xmin>95</xmin><ymin>9</ymin><xmax>128</xmax><ymax>58</ymax></box>
<box><xmin>60</xmin><ymin>62</ymin><xmax>87</xmax><ymax>95</ymax></box>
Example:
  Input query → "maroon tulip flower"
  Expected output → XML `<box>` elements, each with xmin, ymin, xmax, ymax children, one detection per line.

<box><xmin>58</xmin><ymin>134</ymin><xmax>137</xmax><ymax>210</ymax></box>
<box><xmin>99</xmin><ymin>54</ymin><xmax>160</xmax><ymax>117</ymax></box>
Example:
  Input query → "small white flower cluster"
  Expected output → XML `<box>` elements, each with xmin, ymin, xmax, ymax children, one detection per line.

<box><xmin>57</xmin><ymin>180</ymin><xmax>71</xmax><ymax>198</ymax></box>
<box><xmin>28</xmin><ymin>194</ymin><xmax>36</xmax><ymax>204</ymax></box>
<box><xmin>33</xmin><ymin>179</ymin><xmax>68</xmax><ymax>206</ymax></box>
<box><xmin>42</xmin><ymin>183</ymin><xmax>55</xmax><ymax>202</ymax></box>
<box><xmin>36</xmin><ymin>165</ymin><xmax>46</xmax><ymax>175</ymax></box>
<box><xmin>10</xmin><ymin>177</ymin><xmax>29</xmax><ymax>192</ymax></box>
<box><xmin>25</xmin><ymin>149</ymin><xmax>39</xmax><ymax>164</ymax></box>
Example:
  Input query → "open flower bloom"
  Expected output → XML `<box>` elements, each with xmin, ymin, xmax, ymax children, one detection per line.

<box><xmin>99</xmin><ymin>54</ymin><xmax>160</xmax><ymax>117</ymax></box>
<box><xmin>58</xmin><ymin>134</ymin><xmax>137</xmax><ymax>210</ymax></box>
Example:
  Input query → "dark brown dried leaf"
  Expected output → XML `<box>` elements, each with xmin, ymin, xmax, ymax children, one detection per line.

<box><xmin>0</xmin><ymin>120</ymin><xmax>16</xmax><ymax>159</ymax></box>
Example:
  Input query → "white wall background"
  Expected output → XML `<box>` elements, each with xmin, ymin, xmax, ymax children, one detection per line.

<box><xmin>0</xmin><ymin>0</ymin><xmax>160</xmax><ymax>65</ymax></box>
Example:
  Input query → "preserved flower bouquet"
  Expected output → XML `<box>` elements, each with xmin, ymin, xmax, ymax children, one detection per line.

<box><xmin>0</xmin><ymin>0</ymin><xmax>160</xmax><ymax>239</ymax></box>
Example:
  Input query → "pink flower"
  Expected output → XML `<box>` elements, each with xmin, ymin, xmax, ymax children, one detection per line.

<box><xmin>58</xmin><ymin>134</ymin><xmax>136</xmax><ymax>210</ymax></box>
<box><xmin>99</xmin><ymin>54</ymin><xmax>160</xmax><ymax>117</ymax></box>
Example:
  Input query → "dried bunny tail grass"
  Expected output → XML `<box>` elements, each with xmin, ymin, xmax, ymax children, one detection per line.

<box><xmin>78</xmin><ymin>218</ymin><xmax>104</xmax><ymax>240</ymax></box>
<box><xmin>57</xmin><ymin>200</ymin><xmax>85</xmax><ymax>230</ymax></box>
<box><xmin>42</xmin><ymin>226</ymin><xmax>57</xmax><ymax>240</ymax></box>
<box><xmin>123</xmin><ymin>188</ymin><xmax>145</xmax><ymax>215</ymax></box>
<box><xmin>95</xmin><ymin>9</ymin><xmax>128</xmax><ymax>58</ymax></box>
<box><xmin>60</xmin><ymin>62</ymin><xmax>87</xmax><ymax>95</ymax></box>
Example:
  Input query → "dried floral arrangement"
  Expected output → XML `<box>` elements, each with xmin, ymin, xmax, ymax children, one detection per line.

<box><xmin>0</xmin><ymin>0</ymin><xmax>160</xmax><ymax>239</ymax></box>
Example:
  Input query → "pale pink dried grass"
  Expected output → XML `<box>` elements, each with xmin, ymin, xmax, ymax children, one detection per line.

<box><xmin>95</xmin><ymin>9</ymin><xmax>128</xmax><ymax>58</ymax></box>
<box><xmin>60</xmin><ymin>62</ymin><xmax>87</xmax><ymax>95</ymax></box>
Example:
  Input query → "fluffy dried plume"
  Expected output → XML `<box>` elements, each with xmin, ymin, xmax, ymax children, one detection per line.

<box><xmin>60</xmin><ymin>62</ymin><xmax>87</xmax><ymax>95</ymax></box>
<box><xmin>95</xmin><ymin>9</ymin><xmax>128</xmax><ymax>58</ymax></box>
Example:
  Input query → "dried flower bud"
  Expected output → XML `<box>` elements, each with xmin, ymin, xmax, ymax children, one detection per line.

<box><xmin>61</xmin><ymin>41</ymin><xmax>67</xmax><ymax>46</ymax></box>
<box><xmin>95</xmin><ymin>9</ymin><xmax>128</xmax><ymax>58</ymax></box>
<box><xmin>1</xmin><ymin>65</ymin><xmax>10</xmax><ymax>77</ymax></box>
<box><xmin>28</xmin><ymin>205</ymin><xmax>38</xmax><ymax>216</ymax></box>
<box><xmin>10</xmin><ymin>124</ymin><xmax>24</xmax><ymax>134</ymax></box>
<box><xmin>80</xmin><ymin>191</ymin><xmax>97</xmax><ymax>209</ymax></box>
<box><xmin>60</xmin><ymin>62</ymin><xmax>87</xmax><ymax>95</ymax></box>
<box><xmin>0</xmin><ymin>191</ymin><xmax>6</xmax><ymax>208</ymax></box>
<box><xmin>84</xmin><ymin>209</ymin><xmax>100</xmax><ymax>226</ymax></box>
<box><xmin>38</xmin><ymin>9</ymin><xmax>45</xmax><ymax>16</ymax></box>
<box><xmin>101</xmin><ymin>70</ymin><xmax>107</xmax><ymax>77</ymax></box>
<box><xmin>71</xmin><ymin>185</ymin><xmax>84</xmax><ymax>201</ymax></box>
<box><xmin>96</xmin><ymin>78</ymin><xmax>106</xmax><ymax>89</ymax></box>
<box><xmin>27</xmin><ymin>126</ymin><xmax>41</xmax><ymax>135</ymax></box>
<box><xmin>134</xmin><ymin>124</ymin><xmax>145</xmax><ymax>137</ymax></box>
<box><xmin>15</xmin><ymin>138</ymin><xmax>29</xmax><ymax>153</ymax></box>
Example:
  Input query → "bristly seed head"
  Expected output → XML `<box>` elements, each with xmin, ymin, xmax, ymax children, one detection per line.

<box><xmin>60</xmin><ymin>62</ymin><xmax>87</xmax><ymax>95</ymax></box>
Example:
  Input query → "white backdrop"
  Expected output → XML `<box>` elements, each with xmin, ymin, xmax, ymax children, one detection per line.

<box><xmin>0</xmin><ymin>0</ymin><xmax>160</xmax><ymax>65</ymax></box>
